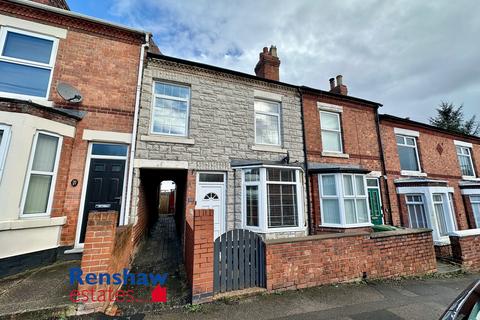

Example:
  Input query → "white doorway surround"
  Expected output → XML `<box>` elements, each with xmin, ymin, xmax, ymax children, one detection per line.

<box><xmin>196</xmin><ymin>172</ymin><xmax>226</xmax><ymax>239</ymax></box>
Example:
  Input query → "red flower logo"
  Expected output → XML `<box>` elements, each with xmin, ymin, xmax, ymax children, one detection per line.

<box><xmin>151</xmin><ymin>285</ymin><xmax>167</xmax><ymax>303</ymax></box>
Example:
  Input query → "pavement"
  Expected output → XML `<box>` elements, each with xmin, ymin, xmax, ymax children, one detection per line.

<box><xmin>0</xmin><ymin>260</ymin><xmax>79</xmax><ymax>319</ymax></box>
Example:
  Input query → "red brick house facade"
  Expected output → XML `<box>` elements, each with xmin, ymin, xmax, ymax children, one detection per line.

<box><xmin>380</xmin><ymin>114</ymin><xmax>480</xmax><ymax>254</ymax></box>
<box><xmin>0</xmin><ymin>0</ymin><xmax>147</xmax><ymax>276</ymax></box>
<box><xmin>301</xmin><ymin>77</ymin><xmax>389</xmax><ymax>235</ymax></box>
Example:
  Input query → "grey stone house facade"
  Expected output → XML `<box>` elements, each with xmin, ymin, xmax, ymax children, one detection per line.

<box><xmin>130</xmin><ymin>48</ymin><xmax>307</xmax><ymax>241</ymax></box>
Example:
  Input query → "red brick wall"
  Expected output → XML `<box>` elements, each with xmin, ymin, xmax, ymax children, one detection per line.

<box><xmin>450</xmin><ymin>233</ymin><xmax>480</xmax><ymax>271</ymax></box>
<box><xmin>185</xmin><ymin>209</ymin><xmax>214</xmax><ymax>304</ymax></box>
<box><xmin>78</xmin><ymin>211</ymin><xmax>134</xmax><ymax>314</ymax></box>
<box><xmin>380</xmin><ymin>119</ymin><xmax>479</xmax><ymax>231</ymax></box>
<box><xmin>0</xmin><ymin>4</ymin><xmax>143</xmax><ymax>246</ymax></box>
<box><xmin>302</xmin><ymin>93</ymin><xmax>386</xmax><ymax>231</ymax></box>
<box><xmin>266</xmin><ymin>229</ymin><xmax>436</xmax><ymax>291</ymax></box>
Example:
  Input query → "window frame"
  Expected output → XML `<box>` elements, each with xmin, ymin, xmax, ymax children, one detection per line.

<box><xmin>406</xmin><ymin>194</ymin><xmax>428</xmax><ymax>229</ymax></box>
<box><xmin>456</xmin><ymin>145</ymin><xmax>476</xmax><ymax>178</ymax></box>
<box><xmin>254</xmin><ymin>98</ymin><xmax>282</xmax><ymax>146</ymax></box>
<box><xmin>241</xmin><ymin>166</ymin><xmax>304</xmax><ymax>233</ymax></box>
<box><xmin>396</xmin><ymin>134</ymin><xmax>422</xmax><ymax>173</ymax></box>
<box><xmin>471</xmin><ymin>196</ymin><xmax>480</xmax><ymax>228</ymax></box>
<box><xmin>319</xmin><ymin>111</ymin><xmax>343</xmax><ymax>153</ymax></box>
<box><xmin>20</xmin><ymin>131</ymin><xmax>63</xmax><ymax>218</ymax></box>
<box><xmin>0</xmin><ymin>26</ymin><xmax>58</xmax><ymax>100</ymax></box>
<box><xmin>318</xmin><ymin>173</ymin><xmax>372</xmax><ymax>228</ymax></box>
<box><xmin>150</xmin><ymin>81</ymin><xmax>191</xmax><ymax>137</ymax></box>
<box><xmin>0</xmin><ymin>123</ymin><xmax>12</xmax><ymax>183</ymax></box>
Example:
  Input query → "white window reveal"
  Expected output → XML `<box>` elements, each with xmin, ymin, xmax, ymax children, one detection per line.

<box><xmin>406</xmin><ymin>194</ymin><xmax>428</xmax><ymax>229</ymax></box>
<box><xmin>319</xmin><ymin>173</ymin><xmax>371</xmax><ymax>227</ymax></box>
<box><xmin>151</xmin><ymin>82</ymin><xmax>190</xmax><ymax>136</ymax></box>
<box><xmin>396</xmin><ymin>135</ymin><xmax>421</xmax><ymax>172</ymax></box>
<box><xmin>456</xmin><ymin>146</ymin><xmax>476</xmax><ymax>178</ymax></box>
<box><xmin>320</xmin><ymin>111</ymin><xmax>343</xmax><ymax>153</ymax></box>
<box><xmin>21</xmin><ymin>131</ymin><xmax>62</xmax><ymax>217</ymax></box>
<box><xmin>254</xmin><ymin>99</ymin><xmax>281</xmax><ymax>146</ymax></box>
<box><xmin>0</xmin><ymin>27</ymin><xmax>58</xmax><ymax>99</ymax></box>
<box><xmin>0</xmin><ymin>124</ymin><xmax>11</xmax><ymax>182</ymax></box>
<box><xmin>242</xmin><ymin>167</ymin><xmax>303</xmax><ymax>233</ymax></box>
<box><xmin>471</xmin><ymin>196</ymin><xmax>480</xmax><ymax>228</ymax></box>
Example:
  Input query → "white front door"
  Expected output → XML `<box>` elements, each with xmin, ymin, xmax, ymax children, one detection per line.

<box><xmin>196</xmin><ymin>174</ymin><xmax>225</xmax><ymax>240</ymax></box>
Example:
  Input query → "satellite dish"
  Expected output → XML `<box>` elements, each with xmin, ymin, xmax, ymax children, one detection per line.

<box><xmin>57</xmin><ymin>82</ymin><xmax>83</xmax><ymax>103</ymax></box>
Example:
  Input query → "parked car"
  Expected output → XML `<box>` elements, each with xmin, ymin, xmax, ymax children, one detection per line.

<box><xmin>441</xmin><ymin>280</ymin><xmax>480</xmax><ymax>319</ymax></box>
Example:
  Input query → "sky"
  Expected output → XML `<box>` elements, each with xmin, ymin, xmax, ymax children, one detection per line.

<box><xmin>68</xmin><ymin>0</ymin><xmax>480</xmax><ymax>122</ymax></box>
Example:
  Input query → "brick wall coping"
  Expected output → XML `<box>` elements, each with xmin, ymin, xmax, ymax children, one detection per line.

<box><xmin>369</xmin><ymin>228</ymin><xmax>432</xmax><ymax>239</ymax></box>
<box><xmin>449</xmin><ymin>229</ymin><xmax>480</xmax><ymax>237</ymax></box>
<box><xmin>265</xmin><ymin>228</ymin><xmax>432</xmax><ymax>245</ymax></box>
<box><xmin>265</xmin><ymin>231</ymin><xmax>370</xmax><ymax>245</ymax></box>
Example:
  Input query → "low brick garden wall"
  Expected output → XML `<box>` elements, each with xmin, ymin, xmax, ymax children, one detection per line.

<box><xmin>77</xmin><ymin>211</ymin><xmax>134</xmax><ymax>315</ymax></box>
<box><xmin>450</xmin><ymin>229</ymin><xmax>480</xmax><ymax>271</ymax></box>
<box><xmin>265</xmin><ymin>228</ymin><xmax>436</xmax><ymax>291</ymax></box>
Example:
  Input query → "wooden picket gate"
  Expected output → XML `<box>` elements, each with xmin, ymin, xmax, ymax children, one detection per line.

<box><xmin>213</xmin><ymin>229</ymin><xmax>266</xmax><ymax>294</ymax></box>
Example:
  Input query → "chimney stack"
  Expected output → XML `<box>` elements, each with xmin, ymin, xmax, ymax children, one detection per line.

<box><xmin>329</xmin><ymin>74</ymin><xmax>348</xmax><ymax>95</ymax></box>
<box><xmin>254</xmin><ymin>45</ymin><xmax>281</xmax><ymax>81</ymax></box>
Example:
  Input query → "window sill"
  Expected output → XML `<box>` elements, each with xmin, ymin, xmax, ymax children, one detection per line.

<box><xmin>243</xmin><ymin>225</ymin><xmax>307</xmax><ymax>233</ymax></box>
<box><xmin>321</xmin><ymin>151</ymin><xmax>349</xmax><ymax>158</ymax></box>
<box><xmin>0</xmin><ymin>92</ymin><xmax>53</xmax><ymax>107</ymax></box>
<box><xmin>251</xmin><ymin>145</ymin><xmax>287</xmax><ymax>153</ymax></box>
<box><xmin>434</xmin><ymin>238</ymin><xmax>451</xmax><ymax>246</ymax></box>
<box><xmin>0</xmin><ymin>216</ymin><xmax>66</xmax><ymax>231</ymax></box>
<box><xmin>462</xmin><ymin>176</ymin><xmax>480</xmax><ymax>181</ymax></box>
<box><xmin>400</xmin><ymin>170</ymin><xmax>427</xmax><ymax>177</ymax></box>
<box><xmin>140</xmin><ymin>135</ymin><xmax>195</xmax><ymax>145</ymax></box>
<box><xmin>320</xmin><ymin>223</ymin><xmax>373</xmax><ymax>228</ymax></box>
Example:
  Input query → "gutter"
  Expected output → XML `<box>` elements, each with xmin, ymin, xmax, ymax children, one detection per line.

<box><xmin>123</xmin><ymin>33</ymin><xmax>150</xmax><ymax>225</ymax></box>
<box><xmin>375</xmin><ymin>110</ymin><xmax>393</xmax><ymax>225</ymax></box>
<box><xmin>298</xmin><ymin>88</ymin><xmax>313</xmax><ymax>235</ymax></box>
<box><xmin>6</xmin><ymin>0</ymin><xmax>147</xmax><ymax>35</ymax></box>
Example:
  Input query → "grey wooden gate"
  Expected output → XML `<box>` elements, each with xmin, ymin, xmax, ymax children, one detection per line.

<box><xmin>213</xmin><ymin>229</ymin><xmax>265</xmax><ymax>294</ymax></box>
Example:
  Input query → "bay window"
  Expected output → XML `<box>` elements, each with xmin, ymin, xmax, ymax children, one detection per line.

<box><xmin>319</xmin><ymin>173</ymin><xmax>371</xmax><ymax>227</ymax></box>
<box><xmin>242</xmin><ymin>167</ymin><xmax>303</xmax><ymax>232</ymax></box>
<box><xmin>0</xmin><ymin>27</ymin><xmax>58</xmax><ymax>98</ymax></box>
<box><xmin>254</xmin><ymin>99</ymin><xmax>281</xmax><ymax>146</ymax></box>
<box><xmin>21</xmin><ymin>131</ymin><xmax>62</xmax><ymax>217</ymax></box>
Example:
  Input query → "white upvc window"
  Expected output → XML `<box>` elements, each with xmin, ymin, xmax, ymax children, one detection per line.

<box><xmin>254</xmin><ymin>99</ymin><xmax>281</xmax><ymax>146</ymax></box>
<box><xmin>20</xmin><ymin>131</ymin><xmax>62</xmax><ymax>217</ymax></box>
<box><xmin>471</xmin><ymin>196</ymin><xmax>480</xmax><ymax>228</ymax></box>
<box><xmin>151</xmin><ymin>81</ymin><xmax>190</xmax><ymax>136</ymax></box>
<box><xmin>242</xmin><ymin>166</ymin><xmax>304</xmax><ymax>233</ymax></box>
<box><xmin>396</xmin><ymin>134</ymin><xmax>422</xmax><ymax>173</ymax></box>
<box><xmin>406</xmin><ymin>194</ymin><xmax>428</xmax><ymax>229</ymax></box>
<box><xmin>0</xmin><ymin>27</ymin><xmax>58</xmax><ymax>99</ymax></box>
<box><xmin>0</xmin><ymin>124</ymin><xmax>11</xmax><ymax>182</ymax></box>
<box><xmin>320</xmin><ymin>111</ymin><xmax>343</xmax><ymax>153</ymax></box>
<box><xmin>456</xmin><ymin>145</ymin><xmax>476</xmax><ymax>178</ymax></box>
<box><xmin>319</xmin><ymin>173</ymin><xmax>371</xmax><ymax>227</ymax></box>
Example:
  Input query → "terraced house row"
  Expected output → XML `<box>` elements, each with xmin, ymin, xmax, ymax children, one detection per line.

<box><xmin>1</xmin><ymin>0</ymin><xmax>480</xmax><ymax>310</ymax></box>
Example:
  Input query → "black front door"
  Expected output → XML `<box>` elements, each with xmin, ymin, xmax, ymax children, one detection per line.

<box><xmin>80</xmin><ymin>158</ymin><xmax>126</xmax><ymax>243</ymax></box>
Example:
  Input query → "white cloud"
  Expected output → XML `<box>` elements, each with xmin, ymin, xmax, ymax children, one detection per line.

<box><xmin>111</xmin><ymin>0</ymin><xmax>480</xmax><ymax>121</ymax></box>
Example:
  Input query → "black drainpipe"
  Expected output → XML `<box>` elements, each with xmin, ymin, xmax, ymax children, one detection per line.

<box><xmin>298</xmin><ymin>87</ymin><xmax>313</xmax><ymax>235</ymax></box>
<box><xmin>375</xmin><ymin>110</ymin><xmax>393</xmax><ymax>225</ymax></box>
